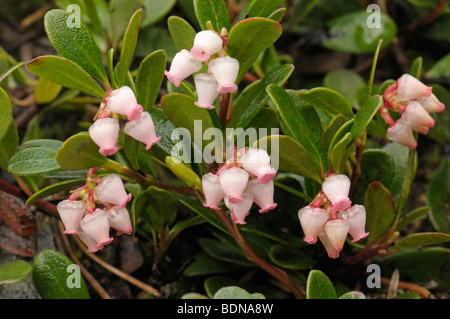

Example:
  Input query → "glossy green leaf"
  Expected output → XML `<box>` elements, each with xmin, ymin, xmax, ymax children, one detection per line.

<box><xmin>396</xmin><ymin>206</ymin><xmax>430</xmax><ymax>231</ymax></box>
<box><xmin>32</xmin><ymin>249</ymin><xmax>90</xmax><ymax>299</ymax></box>
<box><xmin>142</xmin><ymin>0</ymin><xmax>177</xmax><ymax>27</ymax></box>
<box><xmin>364</xmin><ymin>181</ymin><xmax>396</xmax><ymax>244</ymax></box>
<box><xmin>26</xmin><ymin>56</ymin><xmax>105</xmax><ymax>98</ymax></box>
<box><xmin>34</xmin><ymin>77</ymin><xmax>62</xmax><ymax>104</ymax></box>
<box><xmin>0</xmin><ymin>121</ymin><xmax>18</xmax><ymax>171</ymax></box>
<box><xmin>8</xmin><ymin>139</ymin><xmax>63</xmax><ymax>176</ymax></box>
<box><xmin>214</xmin><ymin>286</ymin><xmax>265</xmax><ymax>299</ymax></box>
<box><xmin>167</xmin><ymin>16</ymin><xmax>197</xmax><ymax>51</ymax></box>
<box><xmin>322</xmin><ymin>114</ymin><xmax>347</xmax><ymax>152</ymax></box>
<box><xmin>165</xmin><ymin>156</ymin><xmax>202</xmax><ymax>190</ymax></box>
<box><xmin>254</xmin><ymin>135</ymin><xmax>322</xmax><ymax>184</ymax></box>
<box><xmin>55</xmin><ymin>132</ymin><xmax>108</xmax><ymax>170</ymax></box>
<box><xmin>329</xmin><ymin>131</ymin><xmax>351</xmax><ymax>174</ymax></box>
<box><xmin>306</xmin><ymin>270</ymin><xmax>337</xmax><ymax>299</ymax></box>
<box><xmin>339</xmin><ymin>291</ymin><xmax>366</xmax><ymax>299</ymax></box>
<box><xmin>426</xmin><ymin>159</ymin><xmax>450</xmax><ymax>233</ymax></box>
<box><xmin>44</xmin><ymin>9</ymin><xmax>108</xmax><ymax>84</ymax></box>
<box><xmin>299</xmin><ymin>87</ymin><xmax>354</xmax><ymax>119</ymax></box>
<box><xmin>0</xmin><ymin>87</ymin><xmax>12</xmax><ymax>142</ymax></box>
<box><xmin>426</xmin><ymin>53</ymin><xmax>450</xmax><ymax>79</ymax></box>
<box><xmin>109</xmin><ymin>0</ymin><xmax>142</xmax><ymax>49</ymax></box>
<box><xmin>26</xmin><ymin>179</ymin><xmax>85</xmax><ymax>205</ymax></box>
<box><xmin>135</xmin><ymin>50</ymin><xmax>166</xmax><ymax>110</ymax></box>
<box><xmin>350</xmin><ymin>95</ymin><xmax>383</xmax><ymax>142</ymax></box>
<box><xmin>194</xmin><ymin>0</ymin><xmax>230</xmax><ymax>31</ymax></box>
<box><xmin>0</xmin><ymin>260</ymin><xmax>32</xmax><ymax>285</ymax></box>
<box><xmin>322</xmin><ymin>10</ymin><xmax>397</xmax><ymax>54</ymax></box>
<box><xmin>117</xmin><ymin>9</ymin><xmax>141</xmax><ymax>87</ymax></box>
<box><xmin>394</xmin><ymin>232</ymin><xmax>450</xmax><ymax>251</ymax></box>
<box><xmin>247</xmin><ymin>0</ymin><xmax>284</xmax><ymax>18</ymax></box>
<box><xmin>227</xmin><ymin>18</ymin><xmax>282</xmax><ymax>82</ymax></box>
<box><xmin>268</xmin><ymin>245</ymin><xmax>314</xmax><ymax>270</ymax></box>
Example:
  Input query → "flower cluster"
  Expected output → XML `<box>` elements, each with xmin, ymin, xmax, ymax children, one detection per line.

<box><xmin>89</xmin><ymin>86</ymin><xmax>161</xmax><ymax>156</ymax></box>
<box><xmin>57</xmin><ymin>170</ymin><xmax>133</xmax><ymax>252</ymax></box>
<box><xmin>381</xmin><ymin>74</ymin><xmax>445</xmax><ymax>150</ymax></box>
<box><xmin>164</xmin><ymin>30</ymin><xmax>240</xmax><ymax>109</ymax></box>
<box><xmin>297</xmin><ymin>174</ymin><xmax>369</xmax><ymax>259</ymax></box>
<box><xmin>202</xmin><ymin>148</ymin><xmax>277</xmax><ymax>224</ymax></box>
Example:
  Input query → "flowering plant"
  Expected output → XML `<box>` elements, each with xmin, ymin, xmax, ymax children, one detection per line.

<box><xmin>0</xmin><ymin>0</ymin><xmax>449</xmax><ymax>300</ymax></box>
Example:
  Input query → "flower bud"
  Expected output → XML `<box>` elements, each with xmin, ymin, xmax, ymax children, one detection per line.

<box><xmin>94</xmin><ymin>174</ymin><xmax>132</xmax><ymax>209</ymax></box>
<box><xmin>107</xmin><ymin>86</ymin><xmax>143</xmax><ymax>121</ymax></box>
<box><xmin>396</xmin><ymin>74</ymin><xmax>432</xmax><ymax>101</ymax></box>
<box><xmin>402</xmin><ymin>101</ymin><xmax>435</xmax><ymax>128</ymax></box>
<box><xmin>219</xmin><ymin>166</ymin><xmax>249</xmax><ymax>203</ymax></box>
<box><xmin>321</xmin><ymin>174</ymin><xmax>352</xmax><ymax>211</ymax></box>
<box><xmin>165</xmin><ymin>49</ymin><xmax>202</xmax><ymax>87</ymax></box>
<box><xmin>108</xmin><ymin>207</ymin><xmax>132</xmax><ymax>235</ymax></box>
<box><xmin>208</xmin><ymin>56</ymin><xmax>239</xmax><ymax>93</ymax></box>
<box><xmin>80</xmin><ymin>209</ymin><xmax>113</xmax><ymax>249</ymax></box>
<box><xmin>338</xmin><ymin>205</ymin><xmax>369</xmax><ymax>242</ymax></box>
<box><xmin>191</xmin><ymin>30</ymin><xmax>223</xmax><ymax>62</ymax></box>
<box><xmin>224</xmin><ymin>192</ymin><xmax>253</xmax><ymax>225</ymax></box>
<box><xmin>194</xmin><ymin>73</ymin><xmax>220</xmax><ymax>109</ymax></box>
<box><xmin>88</xmin><ymin>117</ymin><xmax>121</xmax><ymax>156</ymax></box>
<box><xmin>386</xmin><ymin>118</ymin><xmax>417</xmax><ymax>150</ymax></box>
<box><xmin>124</xmin><ymin>111</ymin><xmax>161</xmax><ymax>150</ymax></box>
<box><xmin>298</xmin><ymin>206</ymin><xmax>329</xmax><ymax>244</ymax></box>
<box><xmin>202</xmin><ymin>173</ymin><xmax>225</xmax><ymax>209</ymax></box>
<box><xmin>239</xmin><ymin>148</ymin><xmax>276</xmax><ymax>184</ymax></box>
<box><xmin>245</xmin><ymin>179</ymin><xmax>277</xmax><ymax>213</ymax></box>
<box><xmin>318</xmin><ymin>228</ymin><xmax>340</xmax><ymax>259</ymax></box>
<box><xmin>57</xmin><ymin>200</ymin><xmax>86</xmax><ymax>234</ymax></box>
<box><xmin>324</xmin><ymin>219</ymin><xmax>349</xmax><ymax>252</ymax></box>
<box><xmin>418</xmin><ymin>93</ymin><xmax>445</xmax><ymax>113</ymax></box>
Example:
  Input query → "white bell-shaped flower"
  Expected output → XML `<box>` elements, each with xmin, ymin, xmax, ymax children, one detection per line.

<box><xmin>324</xmin><ymin>219</ymin><xmax>349</xmax><ymax>252</ymax></box>
<box><xmin>108</xmin><ymin>207</ymin><xmax>132</xmax><ymax>235</ymax></box>
<box><xmin>80</xmin><ymin>209</ymin><xmax>113</xmax><ymax>250</ymax></box>
<box><xmin>418</xmin><ymin>93</ymin><xmax>445</xmax><ymax>113</ymax></box>
<box><xmin>386</xmin><ymin>118</ymin><xmax>417</xmax><ymax>150</ymax></box>
<box><xmin>107</xmin><ymin>86</ymin><xmax>143</xmax><ymax>121</ymax></box>
<box><xmin>88</xmin><ymin>117</ymin><xmax>121</xmax><ymax>156</ymax></box>
<box><xmin>94</xmin><ymin>174</ymin><xmax>132</xmax><ymax>209</ymax></box>
<box><xmin>318</xmin><ymin>228</ymin><xmax>340</xmax><ymax>259</ymax></box>
<box><xmin>78</xmin><ymin>229</ymin><xmax>101</xmax><ymax>252</ymax></box>
<box><xmin>224</xmin><ymin>192</ymin><xmax>254</xmax><ymax>225</ymax></box>
<box><xmin>338</xmin><ymin>205</ymin><xmax>369</xmax><ymax>242</ymax></box>
<box><xmin>194</xmin><ymin>73</ymin><xmax>220</xmax><ymax>109</ymax></box>
<box><xmin>396</xmin><ymin>74</ymin><xmax>432</xmax><ymax>101</ymax></box>
<box><xmin>57</xmin><ymin>200</ymin><xmax>86</xmax><ymax>234</ymax></box>
<box><xmin>208</xmin><ymin>56</ymin><xmax>239</xmax><ymax>94</ymax></box>
<box><xmin>165</xmin><ymin>49</ymin><xmax>202</xmax><ymax>87</ymax></box>
<box><xmin>124</xmin><ymin>111</ymin><xmax>161</xmax><ymax>150</ymax></box>
<box><xmin>245</xmin><ymin>179</ymin><xmax>277</xmax><ymax>213</ymax></box>
<box><xmin>202</xmin><ymin>173</ymin><xmax>225</xmax><ymax>209</ymax></box>
<box><xmin>239</xmin><ymin>148</ymin><xmax>276</xmax><ymax>184</ymax></box>
<box><xmin>321</xmin><ymin>174</ymin><xmax>352</xmax><ymax>212</ymax></box>
<box><xmin>191</xmin><ymin>30</ymin><xmax>223</xmax><ymax>62</ymax></box>
<box><xmin>298</xmin><ymin>206</ymin><xmax>329</xmax><ymax>244</ymax></box>
<box><xmin>402</xmin><ymin>101</ymin><xmax>435</xmax><ymax>129</ymax></box>
<box><xmin>219</xmin><ymin>166</ymin><xmax>249</xmax><ymax>203</ymax></box>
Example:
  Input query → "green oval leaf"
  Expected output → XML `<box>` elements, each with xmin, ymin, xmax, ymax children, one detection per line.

<box><xmin>32</xmin><ymin>249</ymin><xmax>90</xmax><ymax>299</ymax></box>
<box><xmin>194</xmin><ymin>0</ymin><xmax>230</xmax><ymax>32</ymax></box>
<box><xmin>306</xmin><ymin>270</ymin><xmax>337</xmax><ymax>299</ymax></box>
<box><xmin>426</xmin><ymin>158</ymin><xmax>450</xmax><ymax>233</ymax></box>
<box><xmin>0</xmin><ymin>121</ymin><xmax>19</xmax><ymax>171</ymax></box>
<box><xmin>0</xmin><ymin>260</ymin><xmax>32</xmax><ymax>285</ymax></box>
<box><xmin>44</xmin><ymin>9</ymin><xmax>108</xmax><ymax>85</ymax></box>
<box><xmin>26</xmin><ymin>56</ymin><xmax>105</xmax><ymax>98</ymax></box>
<box><xmin>394</xmin><ymin>232</ymin><xmax>450</xmax><ymax>251</ymax></box>
<box><xmin>299</xmin><ymin>87</ymin><xmax>354</xmax><ymax>119</ymax></box>
<box><xmin>0</xmin><ymin>87</ymin><xmax>12</xmax><ymax>142</ymax></box>
<box><xmin>350</xmin><ymin>95</ymin><xmax>383</xmax><ymax>142</ymax></box>
<box><xmin>167</xmin><ymin>16</ymin><xmax>197</xmax><ymax>51</ymax></box>
<box><xmin>247</xmin><ymin>0</ymin><xmax>284</xmax><ymax>18</ymax></box>
<box><xmin>214</xmin><ymin>286</ymin><xmax>265</xmax><ymax>299</ymax></box>
<box><xmin>268</xmin><ymin>245</ymin><xmax>314</xmax><ymax>270</ymax></box>
<box><xmin>56</xmin><ymin>132</ymin><xmax>108</xmax><ymax>170</ymax></box>
<box><xmin>26</xmin><ymin>179</ymin><xmax>86</xmax><ymax>205</ymax></box>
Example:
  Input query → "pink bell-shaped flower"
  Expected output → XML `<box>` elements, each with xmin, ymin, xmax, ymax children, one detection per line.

<box><xmin>245</xmin><ymin>179</ymin><xmax>277</xmax><ymax>213</ymax></box>
<box><xmin>194</xmin><ymin>73</ymin><xmax>220</xmax><ymax>109</ymax></box>
<box><xmin>219</xmin><ymin>166</ymin><xmax>249</xmax><ymax>203</ymax></box>
<box><xmin>88</xmin><ymin>117</ymin><xmax>121</xmax><ymax>156</ymax></box>
<box><xmin>108</xmin><ymin>207</ymin><xmax>132</xmax><ymax>235</ymax></box>
<box><xmin>338</xmin><ymin>205</ymin><xmax>369</xmax><ymax>242</ymax></box>
<box><xmin>224</xmin><ymin>192</ymin><xmax>254</xmax><ymax>225</ymax></box>
<box><xmin>402</xmin><ymin>101</ymin><xmax>435</xmax><ymax>129</ymax></box>
<box><xmin>386</xmin><ymin>118</ymin><xmax>417</xmax><ymax>150</ymax></box>
<box><xmin>80</xmin><ymin>209</ymin><xmax>113</xmax><ymax>249</ymax></box>
<box><xmin>318</xmin><ymin>228</ymin><xmax>340</xmax><ymax>259</ymax></box>
<box><xmin>396</xmin><ymin>74</ymin><xmax>432</xmax><ymax>101</ymax></box>
<box><xmin>124</xmin><ymin>111</ymin><xmax>161</xmax><ymax>150</ymax></box>
<box><xmin>321</xmin><ymin>174</ymin><xmax>352</xmax><ymax>212</ymax></box>
<box><xmin>208</xmin><ymin>56</ymin><xmax>239</xmax><ymax>94</ymax></box>
<box><xmin>94</xmin><ymin>174</ymin><xmax>132</xmax><ymax>209</ymax></box>
<box><xmin>418</xmin><ymin>93</ymin><xmax>445</xmax><ymax>113</ymax></box>
<box><xmin>239</xmin><ymin>148</ymin><xmax>276</xmax><ymax>184</ymax></box>
<box><xmin>324</xmin><ymin>219</ymin><xmax>349</xmax><ymax>252</ymax></box>
<box><xmin>191</xmin><ymin>30</ymin><xmax>223</xmax><ymax>62</ymax></box>
<box><xmin>165</xmin><ymin>49</ymin><xmax>202</xmax><ymax>87</ymax></box>
<box><xmin>202</xmin><ymin>173</ymin><xmax>225</xmax><ymax>209</ymax></box>
<box><xmin>298</xmin><ymin>206</ymin><xmax>329</xmax><ymax>244</ymax></box>
<box><xmin>78</xmin><ymin>229</ymin><xmax>101</xmax><ymax>252</ymax></box>
<box><xmin>107</xmin><ymin>86</ymin><xmax>143</xmax><ymax>121</ymax></box>
<box><xmin>57</xmin><ymin>200</ymin><xmax>86</xmax><ymax>234</ymax></box>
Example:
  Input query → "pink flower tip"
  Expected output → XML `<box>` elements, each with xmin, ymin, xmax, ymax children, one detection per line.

<box><xmin>259</xmin><ymin>203</ymin><xmax>277</xmax><ymax>214</ymax></box>
<box><xmin>145</xmin><ymin>136</ymin><xmax>161</xmax><ymax>150</ymax></box>
<box><xmin>99</xmin><ymin>146</ymin><xmax>121</xmax><ymax>156</ymax></box>
<box><xmin>191</xmin><ymin>45</ymin><xmax>211</xmax><ymax>62</ymax></box>
<box><xmin>164</xmin><ymin>70</ymin><xmax>181</xmax><ymax>87</ymax></box>
<box><xmin>303</xmin><ymin>236</ymin><xmax>318</xmax><ymax>244</ymax></box>
<box><xmin>228</xmin><ymin>195</ymin><xmax>244</xmax><ymax>204</ymax></box>
<box><xmin>231</xmin><ymin>213</ymin><xmax>246</xmax><ymax>225</ymax></box>
<box><xmin>257</xmin><ymin>169</ymin><xmax>277</xmax><ymax>184</ymax></box>
<box><xmin>331</xmin><ymin>198</ymin><xmax>352</xmax><ymax>212</ymax></box>
<box><xmin>127</xmin><ymin>104</ymin><xmax>143</xmax><ymax>121</ymax></box>
<box><xmin>194</xmin><ymin>101</ymin><xmax>215</xmax><ymax>109</ymax></box>
<box><xmin>217</xmin><ymin>84</ymin><xmax>238</xmax><ymax>94</ymax></box>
